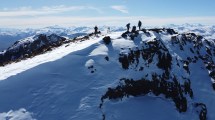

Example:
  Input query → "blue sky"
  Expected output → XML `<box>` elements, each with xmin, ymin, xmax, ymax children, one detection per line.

<box><xmin>0</xmin><ymin>0</ymin><xmax>214</xmax><ymax>28</ymax></box>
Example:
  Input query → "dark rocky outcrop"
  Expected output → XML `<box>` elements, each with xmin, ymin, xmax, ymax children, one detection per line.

<box><xmin>118</xmin><ymin>37</ymin><xmax>172</xmax><ymax>75</ymax></box>
<box><xmin>0</xmin><ymin>31</ymin><xmax>103</xmax><ymax>66</ymax></box>
<box><xmin>166</xmin><ymin>28</ymin><xmax>178</xmax><ymax>35</ymax></box>
<box><xmin>121</xmin><ymin>28</ymin><xmax>139</xmax><ymax>40</ymax></box>
<box><xmin>103</xmin><ymin>36</ymin><xmax>111</xmax><ymax>45</ymax></box>
<box><xmin>194</xmin><ymin>103</ymin><xmax>207</xmax><ymax>120</ymax></box>
<box><xmin>101</xmin><ymin>28</ymin><xmax>213</xmax><ymax>120</ymax></box>
<box><xmin>0</xmin><ymin>34</ymin><xmax>66</xmax><ymax>66</ymax></box>
<box><xmin>101</xmin><ymin>74</ymin><xmax>193</xmax><ymax>113</ymax></box>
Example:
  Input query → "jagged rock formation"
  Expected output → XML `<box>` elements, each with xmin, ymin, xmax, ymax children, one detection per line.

<box><xmin>101</xmin><ymin>76</ymin><xmax>193</xmax><ymax>112</ymax></box>
<box><xmin>0</xmin><ymin>34</ymin><xmax>67</xmax><ymax>66</ymax></box>
<box><xmin>0</xmin><ymin>32</ymin><xmax>101</xmax><ymax>66</ymax></box>
<box><xmin>100</xmin><ymin>28</ymin><xmax>215</xmax><ymax>120</ymax></box>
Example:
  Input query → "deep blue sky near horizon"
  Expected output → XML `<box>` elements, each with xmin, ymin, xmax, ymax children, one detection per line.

<box><xmin>0</xmin><ymin>0</ymin><xmax>214</xmax><ymax>28</ymax></box>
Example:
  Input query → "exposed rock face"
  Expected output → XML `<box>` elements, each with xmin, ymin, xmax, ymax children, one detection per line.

<box><xmin>0</xmin><ymin>34</ymin><xmax>66</xmax><ymax>66</ymax></box>
<box><xmin>101</xmin><ymin>76</ymin><xmax>193</xmax><ymax>113</ymax></box>
<box><xmin>0</xmin><ymin>30</ymin><xmax>103</xmax><ymax>66</ymax></box>
<box><xmin>101</xmin><ymin>28</ymin><xmax>215</xmax><ymax>120</ymax></box>
<box><xmin>194</xmin><ymin>103</ymin><xmax>207</xmax><ymax>120</ymax></box>
<box><xmin>103</xmin><ymin>36</ymin><xmax>111</xmax><ymax>45</ymax></box>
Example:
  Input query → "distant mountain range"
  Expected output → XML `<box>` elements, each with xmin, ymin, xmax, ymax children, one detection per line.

<box><xmin>0</xmin><ymin>26</ymin><xmax>125</xmax><ymax>51</ymax></box>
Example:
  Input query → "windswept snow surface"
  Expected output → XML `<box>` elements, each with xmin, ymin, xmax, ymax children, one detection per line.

<box><xmin>0</xmin><ymin>36</ymin><xmax>102</xmax><ymax>80</ymax></box>
<box><xmin>0</xmin><ymin>29</ymin><xmax>215</xmax><ymax>120</ymax></box>
<box><xmin>0</xmin><ymin>108</ymin><xmax>36</xmax><ymax>120</ymax></box>
<box><xmin>0</xmin><ymin>32</ymin><xmax>128</xmax><ymax>120</ymax></box>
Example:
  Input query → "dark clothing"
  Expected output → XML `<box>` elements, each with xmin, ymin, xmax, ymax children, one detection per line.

<box><xmin>138</xmin><ymin>21</ymin><xmax>142</xmax><ymax>30</ymax></box>
<box><xmin>126</xmin><ymin>23</ymin><xmax>130</xmax><ymax>32</ymax></box>
<box><xmin>132</xmin><ymin>26</ymin><xmax>137</xmax><ymax>33</ymax></box>
<box><xmin>94</xmin><ymin>26</ymin><xmax>98</xmax><ymax>33</ymax></box>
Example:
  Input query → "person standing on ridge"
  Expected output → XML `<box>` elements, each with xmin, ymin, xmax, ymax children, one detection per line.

<box><xmin>126</xmin><ymin>23</ymin><xmax>130</xmax><ymax>32</ymax></box>
<box><xmin>138</xmin><ymin>20</ymin><xmax>142</xmax><ymax>30</ymax></box>
<box><xmin>94</xmin><ymin>26</ymin><xmax>98</xmax><ymax>36</ymax></box>
<box><xmin>132</xmin><ymin>26</ymin><xmax>137</xmax><ymax>33</ymax></box>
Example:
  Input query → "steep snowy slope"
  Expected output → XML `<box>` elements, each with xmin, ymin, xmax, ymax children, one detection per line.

<box><xmin>0</xmin><ymin>34</ymin><xmax>69</xmax><ymax>66</ymax></box>
<box><xmin>0</xmin><ymin>28</ymin><xmax>215</xmax><ymax>120</ymax></box>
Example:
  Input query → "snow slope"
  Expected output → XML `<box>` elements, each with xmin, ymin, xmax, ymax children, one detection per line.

<box><xmin>0</xmin><ymin>35</ymin><xmax>102</xmax><ymax>80</ymax></box>
<box><xmin>0</xmin><ymin>108</ymin><xmax>35</xmax><ymax>120</ymax></box>
<box><xmin>0</xmin><ymin>28</ymin><xmax>215</xmax><ymax>120</ymax></box>
<box><xmin>0</xmin><ymin>32</ymin><xmax>121</xmax><ymax>120</ymax></box>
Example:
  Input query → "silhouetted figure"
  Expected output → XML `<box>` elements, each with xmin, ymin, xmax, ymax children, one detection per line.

<box><xmin>94</xmin><ymin>26</ymin><xmax>98</xmax><ymax>35</ymax></box>
<box><xmin>132</xmin><ymin>26</ymin><xmax>137</xmax><ymax>33</ymax></box>
<box><xmin>126</xmin><ymin>23</ymin><xmax>130</xmax><ymax>32</ymax></box>
<box><xmin>107</xmin><ymin>27</ymin><xmax>110</xmax><ymax>34</ymax></box>
<box><xmin>138</xmin><ymin>20</ymin><xmax>142</xmax><ymax>30</ymax></box>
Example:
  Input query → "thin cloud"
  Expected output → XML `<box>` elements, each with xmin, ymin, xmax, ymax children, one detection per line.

<box><xmin>0</xmin><ymin>16</ymin><xmax>215</xmax><ymax>28</ymax></box>
<box><xmin>0</xmin><ymin>5</ymin><xmax>102</xmax><ymax>17</ymax></box>
<box><xmin>87</xmin><ymin>6</ymin><xmax>103</xmax><ymax>14</ymax></box>
<box><xmin>111</xmin><ymin>5</ymin><xmax>128</xmax><ymax>14</ymax></box>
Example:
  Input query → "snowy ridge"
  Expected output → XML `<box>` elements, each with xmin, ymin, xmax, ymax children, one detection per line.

<box><xmin>0</xmin><ymin>28</ymin><xmax>215</xmax><ymax>120</ymax></box>
<box><xmin>1</xmin><ymin>24</ymin><xmax>214</xmax><ymax>51</ymax></box>
<box><xmin>100</xmin><ymin>29</ymin><xmax>215</xmax><ymax>120</ymax></box>
<box><xmin>0</xmin><ymin>26</ymin><xmax>125</xmax><ymax>51</ymax></box>
<box><xmin>0</xmin><ymin>34</ymin><xmax>68</xmax><ymax>66</ymax></box>
<box><xmin>0</xmin><ymin>34</ymin><xmax>102</xmax><ymax>80</ymax></box>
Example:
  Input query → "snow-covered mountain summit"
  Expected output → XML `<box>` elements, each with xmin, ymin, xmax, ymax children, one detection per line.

<box><xmin>0</xmin><ymin>26</ymin><xmax>125</xmax><ymax>51</ymax></box>
<box><xmin>0</xmin><ymin>34</ymin><xmax>67</xmax><ymax>66</ymax></box>
<box><xmin>0</xmin><ymin>27</ymin><xmax>215</xmax><ymax>120</ymax></box>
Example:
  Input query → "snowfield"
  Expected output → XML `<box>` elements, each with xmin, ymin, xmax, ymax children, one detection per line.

<box><xmin>0</xmin><ymin>26</ymin><xmax>215</xmax><ymax>120</ymax></box>
<box><xmin>0</xmin><ymin>109</ymin><xmax>35</xmax><ymax>120</ymax></box>
<box><xmin>0</xmin><ymin>35</ymin><xmax>102</xmax><ymax>80</ymax></box>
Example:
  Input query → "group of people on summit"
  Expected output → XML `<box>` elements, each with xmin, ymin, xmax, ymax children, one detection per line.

<box><xmin>126</xmin><ymin>20</ymin><xmax>142</xmax><ymax>32</ymax></box>
<box><xmin>93</xmin><ymin>20</ymin><xmax>143</xmax><ymax>35</ymax></box>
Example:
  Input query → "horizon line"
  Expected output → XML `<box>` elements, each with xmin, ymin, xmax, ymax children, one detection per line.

<box><xmin>0</xmin><ymin>16</ymin><xmax>214</xmax><ymax>29</ymax></box>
